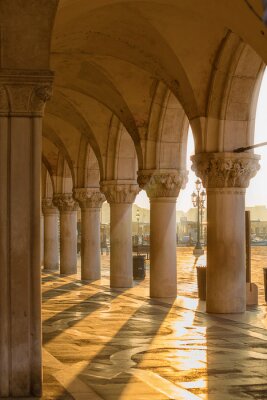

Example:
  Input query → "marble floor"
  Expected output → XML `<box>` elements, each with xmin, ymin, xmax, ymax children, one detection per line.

<box><xmin>42</xmin><ymin>248</ymin><xmax>267</xmax><ymax>399</ymax></box>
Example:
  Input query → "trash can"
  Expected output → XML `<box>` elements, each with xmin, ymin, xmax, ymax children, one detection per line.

<box><xmin>133</xmin><ymin>255</ymin><xmax>146</xmax><ymax>280</ymax></box>
<box><xmin>196</xmin><ymin>265</ymin><xmax>206</xmax><ymax>300</ymax></box>
<box><xmin>263</xmin><ymin>268</ymin><xmax>267</xmax><ymax>302</ymax></box>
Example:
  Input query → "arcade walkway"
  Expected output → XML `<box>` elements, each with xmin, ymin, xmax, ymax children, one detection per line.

<box><xmin>42</xmin><ymin>249</ymin><xmax>267</xmax><ymax>400</ymax></box>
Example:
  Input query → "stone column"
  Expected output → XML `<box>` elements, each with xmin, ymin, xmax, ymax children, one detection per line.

<box><xmin>0</xmin><ymin>71</ymin><xmax>53</xmax><ymax>397</ymax></box>
<box><xmin>74</xmin><ymin>188</ymin><xmax>105</xmax><ymax>280</ymax></box>
<box><xmin>191</xmin><ymin>152</ymin><xmax>260</xmax><ymax>313</ymax></box>
<box><xmin>42</xmin><ymin>198</ymin><xmax>59</xmax><ymax>271</ymax></box>
<box><xmin>53</xmin><ymin>194</ymin><xmax>79</xmax><ymax>275</ymax></box>
<box><xmin>41</xmin><ymin>213</ymin><xmax>44</xmax><ymax>266</ymax></box>
<box><xmin>101</xmin><ymin>181</ymin><xmax>139</xmax><ymax>288</ymax></box>
<box><xmin>138</xmin><ymin>170</ymin><xmax>188</xmax><ymax>298</ymax></box>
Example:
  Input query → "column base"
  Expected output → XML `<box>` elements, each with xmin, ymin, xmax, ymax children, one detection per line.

<box><xmin>246</xmin><ymin>282</ymin><xmax>258</xmax><ymax>305</ymax></box>
<box><xmin>43</xmin><ymin>264</ymin><xmax>59</xmax><ymax>272</ymax></box>
<box><xmin>110</xmin><ymin>276</ymin><xmax>133</xmax><ymax>289</ymax></box>
<box><xmin>193</xmin><ymin>247</ymin><xmax>204</xmax><ymax>256</ymax></box>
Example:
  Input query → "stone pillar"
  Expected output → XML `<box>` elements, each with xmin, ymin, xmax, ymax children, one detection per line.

<box><xmin>41</xmin><ymin>213</ymin><xmax>44</xmax><ymax>266</ymax></box>
<box><xmin>0</xmin><ymin>71</ymin><xmax>53</xmax><ymax>397</ymax></box>
<box><xmin>74</xmin><ymin>188</ymin><xmax>105</xmax><ymax>280</ymax></box>
<box><xmin>101</xmin><ymin>181</ymin><xmax>139</xmax><ymax>288</ymax></box>
<box><xmin>42</xmin><ymin>198</ymin><xmax>59</xmax><ymax>271</ymax></box>
<box><xmin>138</xmin><ymin>170</ymin><xmax>188</xmax><ymax>298</ymax></box>
<box><xmin>191</xmin><ymin>152</ymin><xmax>260</xmax><ymax>313</ymax></box>
<box><xmin>53</xmin><ymin>194</ymin><xmax>79</xmax><ymax>275</ymax></box>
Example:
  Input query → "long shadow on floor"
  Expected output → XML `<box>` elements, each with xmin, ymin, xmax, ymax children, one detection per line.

<box><xmin>46</xmin><ymin>292</ymin><xmax>175</xmax><ymax>400</ymax></box>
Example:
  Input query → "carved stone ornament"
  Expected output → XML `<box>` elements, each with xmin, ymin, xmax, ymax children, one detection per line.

<box><xmin>137</xmin><ymin>169</ymin><xmax>188</xmax><ymax>198</ymax></box>
<box><xmin>53</xmin><ymin>193</ymin><xmax>79</xmax><ymax>212</ymax></box>
<box><xmin>42</xmin><ymin>198</ymin><xmax>59</xmax><ymax>215</ymax></box>
<box><xmin>73</xmin><ymin>188</ymin><xmax>105</xmax><ymax>209</ymax></box>
<box><xmin>100</xmin><ymin>180</ymin><xmax>140</xmax><ymax>204</ymax></box>
<box><xmin>0</xmin><ymin>69</ymin><xmax>53</xmax><ymax>116</ymax></box>
<box><xmin>191</xmin><ymin>152</ymin><xmax>260</xmax><ymax>189</ymax></box>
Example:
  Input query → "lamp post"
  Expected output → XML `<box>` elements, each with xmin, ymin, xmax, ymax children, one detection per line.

<box><xmin>191</xmin><ymin>179</ymin><xmax>206</xmax><ymax>256</ymax></box>
<box><xmin>136</xmin><ymin>209</ymin><xmax>140</xmax><ymax>244</ymax></box>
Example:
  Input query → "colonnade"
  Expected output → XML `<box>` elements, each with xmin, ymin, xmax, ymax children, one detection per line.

<box><xmin>42</xmin><ymin>157</ymin><xmax>260</xmax><ymax>315</ymax></box>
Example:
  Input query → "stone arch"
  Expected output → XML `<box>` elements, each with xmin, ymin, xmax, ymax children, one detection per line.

<box><xmin>41</xmin><ymin>164</ymin><xmax>54</xmax><ymax>199</ymax></box>
<box><xmin>145</xmin><ymin>81</ymin><xmax>189</xmax><ymax>171</ymax></box>
<box><xmin>104</xmin><ymin>115</ymin><xmax>138</xmax><ymax>181</ymax></box>
<box><xmin>76</xmin><ymin>140</ymin><xmax>101</xmax><ymax>188</ymax></box>
<box><xmin>200</xmin><ymin>32</ymin><xmax>265</xmax><ymax>153</ymax></box>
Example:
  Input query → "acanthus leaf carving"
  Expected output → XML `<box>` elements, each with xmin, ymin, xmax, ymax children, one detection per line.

<box><xmin>73</xmin><ymin>188</ymin><xmax>105</xmax><ymax>209</ymax></box>
<box><xmin>191</xmin><ymin>152</ymin><xmax>260</xmax><ymax>189</ymax></box>
<box><xmin>137</xmin><ymin>169</ymin><xmax>188</xmax><ymax>198</ymax></box>
<box><xmin>100</xmin><ymin>181</ymin><xmax>139</xmax><ymax>204</ymax></box>
<box><xmin>42</xmin><ymin>198</ymin><xmax>59</xmax><ymax>215</ymax></box>
<box><xmin>53</xmin><ymin>193</ymin><xmax>79</xmax><ymax>212</ymax></box>
<box><xmin>0</xmin><ymin>70</ymin><xmax>53</xmax><ymax>116</ymax></box>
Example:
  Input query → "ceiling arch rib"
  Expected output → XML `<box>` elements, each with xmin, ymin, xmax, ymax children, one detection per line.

<box><xmin>52</xmin><ymin>1</ymin><xmax>200</xmax><ymax>123</ymax></box>
<box><xmin>42</xmin><ymin>155</ymin><xmax>56</xmax><ymax>195</ymax></box>
<box><xmin>202</xmin><ymin>32</ymin><xmax>265</xmax><ymax>153</ymax></box>
<box><xmin>52</xmin><ymin>57</ymin><xmax>141</xmax><ymax>147</ymax></box>
<box><xmin>43</xmin><ymin>122</ymin><xmax>75</xmax><ymax>183</ymax></box>
<box><xmin>45</xmin><ymin>90</ymin><xmax>104</xmax><ymax>176</ymax></box>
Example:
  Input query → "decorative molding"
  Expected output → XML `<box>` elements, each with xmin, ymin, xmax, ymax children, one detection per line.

<box><xmin>191</xmin><ymin>152</ymin><xmax>260</xmax><ymax>189</ymax></box>
<box><xmin>42</xmin><ymin>198</ymin><xmax>59</xmax><ymax>215</ymax></box>
<box><xmin>73</xmin><ymin>188</ymin><xmax>105</xmax><ymax>209</ymax></box>
<box><xmin>0</xmin><ymin>69</ymin><xmax>53</xmax><ymax>116</ymax></box>
<box><xmin>137</xmin><ymin>169</ymin><xmax>188</xmax><ymax>198</ymax></box>
<box><xmin>53</xmin><ymin>193</ymin><xmax>79</xmax><ymax>212</ymax></box>
<box><xmin>100</xmin><ymin>180</ymin><xmax>139</xmax><ymax>204</ymax></box>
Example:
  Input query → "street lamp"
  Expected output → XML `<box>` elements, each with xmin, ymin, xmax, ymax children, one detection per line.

<box><xmin>136</xmin><ymin>209</ymin><xmax>140</xmax><ymax>244</ymax></box>
<box><xmin>191</xmin><ymin>179</ymin><xmax>206</xmax><ymax>256</ymax></box>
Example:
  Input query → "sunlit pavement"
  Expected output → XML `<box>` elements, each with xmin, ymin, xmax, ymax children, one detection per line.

<box><xmin>42</xmin><ymin>247</ymin><xmax>267</xmax><ymax>399</ymax></box>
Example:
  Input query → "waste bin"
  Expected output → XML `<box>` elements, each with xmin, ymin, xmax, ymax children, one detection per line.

<box><xmin>133</xmin><ymin>255</ymin><xmax>146</xmax><ymax>280</ymax></box>
<box><xmin>263</xmin><ymin>268</ymin><xmax>267</xmax><ymax>302</ymax></box>
<box><xmin>196</xmin><ymin>265</ymin><xmax>206</xmax><ymax>300</ymax></box>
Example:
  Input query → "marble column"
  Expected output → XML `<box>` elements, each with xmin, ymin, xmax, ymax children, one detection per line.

<box><xmin>138</xmin><ymin>170</ymin><xmax>188</xmax><ymax>298</ymax></box>
<box><xmin>192</xmin><ymin>152</ymin><xmax>260</xmax><ymax>313</ymax></box>
<box><xmin>101</xmin><ymin>181</ymin><xmax>139</xmax><ymax>288</ymax></box>
<box><xmin>0</xmin><ymin>71</ymin><xmax>53</xmax><ymax>397</ymax></box>
<box><xmin>53</xmin><ymin>194</ymin><xmax>79</xmax><ymax>275</ymax></box>
<box><xmin>74</xmin><ymin>188</ymin><xmax>105</xmax><ymax>280</ymax></box>
<box><xmin>42</xmin><ymin>198</ymin><xmax>59</xmax><ymax>271</ymax></box>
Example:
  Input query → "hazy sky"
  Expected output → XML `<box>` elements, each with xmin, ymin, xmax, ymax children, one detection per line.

<box><xmin>135</xmin><ymin>68</ymin><xmax>267</xmax><ymax>211</ymax></box>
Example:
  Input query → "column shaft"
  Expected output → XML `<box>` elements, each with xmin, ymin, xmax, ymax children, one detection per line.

<box><xmin>0</xmin><ymin>117</ymin><xmax>42</xmax><ymax>397</ymax></box>
<box><xmin>81</xmin><ymin>208</ymin><xmax>101</xmax><ymax>280</ymax></box>
<box><xmin>207</xmin><ymin>189</ymin><xmax>246</xmax><ymax>313</ymax></box>
<box><xmin>110</xmin><ymin>203</ymin><xmax>133</xmax><ymax>288</ymax></box>
<box><xmin>43</xmin><ymin>212</ymin><xmax>59</xmax><ymax>270</ymax></box>
<box><xmin>60</xmin><ymin>211</ymin><xmax>77</xmax><ymax>275</ymax></box>
<box><xmin>150</xmin><ymin>198</ymin><xmax>177</xmax><ymax>297</ymax></box>
<box><xmin>191</xmin><ymin>152</ymin><xmax>260</xmax><ymax>314</ymax></box>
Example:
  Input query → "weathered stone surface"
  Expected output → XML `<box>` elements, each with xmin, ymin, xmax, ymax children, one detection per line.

<box><xmin>137</xmin><ymin>169</ymin><xmax>188</xmax><ymax>198</ymax></box>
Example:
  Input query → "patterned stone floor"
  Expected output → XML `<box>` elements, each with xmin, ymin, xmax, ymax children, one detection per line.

<box><xmin>42</xmin><ymin>248</ymin><xmax>267</xmax><ymax>399</ymax></box>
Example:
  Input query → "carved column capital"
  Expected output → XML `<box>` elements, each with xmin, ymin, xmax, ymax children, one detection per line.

<box><xmin>42</xmin><ymin>198</ymin><xmax>59</xmax><ymax>215</ymax></box>
<box><xmin>0</xmin><ymin>69</ymin><xmax>53</xmax><ymax>116</ymax></box>
<box><xmin>73</xmin><ymin>188</ymin><xmax>105</xmax><ymax>209</ymax></box>
<box><xmin>191</xmin><ymin>152</ymin><xmax>260</xmax><ymax>189</ymax></box>
<box><xmin>53</xmin><ymin>193</ymin><xmax>79</xmax><ymax>212</ymax></box>
<box><xmin>137</xmin><ymin>169</ymin><xmax>188</xmax><ymax>198</ymax></box>
<box><xmin>100</xmin><ymin>180</ymin><xmax>139</xmax><ymax>204</ymax></box>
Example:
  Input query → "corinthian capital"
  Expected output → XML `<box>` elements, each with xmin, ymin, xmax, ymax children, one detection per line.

<box><xmin>73</xmin><ymin>188</ymin><xmax>105</xmax><ymax>209</ymax></box>
<box><xmin>53</xmin><ymin>193</ymin><xmax>79</xmax><ymax>212</ymax></box>
<box><xmin>0</xmin><ymin>69</ymin><xmax>53</xmax><ymax>116</ymax></box>
<box><xmin>100</xmin><ymin>180</ymin><xmax>139</xmax><ymax>204</ymax></box>
<box><xmin>191</xmin><ymin>152</ymin><xmax>260</xmax><ymax>189</ymax></box>
<box><xmin>137</xmin><ymin>169</ymin><xmax>188</xmax><ymax>198</ymax></box>
<box><xmin>42</xmin><ymin>198</ymin><xmax>59</xmax><ymax>215</ymax></box>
